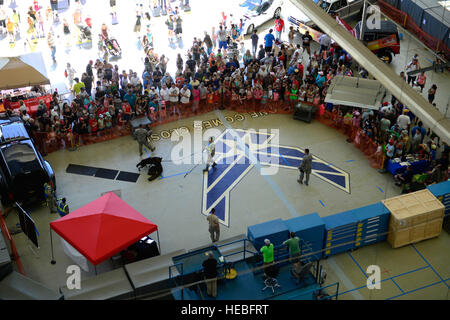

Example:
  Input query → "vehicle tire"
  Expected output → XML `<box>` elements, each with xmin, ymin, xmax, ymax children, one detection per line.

<box><xmin>247</xmin><ymin>24</ymin><xmax>254</xmax><ymax>35</ymax></box>
<box><xmin>0</xmin><ymin>191</ymin><xmax>11</xmax><ymax>207</ymax></box>
<box><xmin>274</xmin><ymin>7</ymin><xmax>281</xmax><ymax>18</ymax></box>
<box><xmin>377</xmin><ymin>51</ymin><xmax>392</xmax><ymax>64</ymax></box>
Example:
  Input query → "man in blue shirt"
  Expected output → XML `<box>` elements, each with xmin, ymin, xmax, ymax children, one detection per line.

<box><xmin>411</xmin><ymin>121</ymin><xmax>427</xmax><ymax>143</ymax></box>
<box><xmin>124</xmin><ymin>90</ymin><xmax>137</xmax><ymax>113</ymax></box>
<box><xmin>315</xmin><ymin>71</ymin><xmax>326</xmax><ymax>88</ymax></box>
<box><xmin>143</xmin><ymin>71</ymin><xmax>152</xmax><ymax>88</ymax></box>
<box><xmin>264</xmin><ymin>29</ymin><xmax>275</xmax><ymax>54</ymax></box>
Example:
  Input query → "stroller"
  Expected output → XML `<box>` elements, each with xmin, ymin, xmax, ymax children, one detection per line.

<box><xmin>104</xmin><ymin>37</ymin><xmax>122</xmax><ymax>58</ymax></box>
<box><xmin>77</xmin><ymin>24</ymin><xmax>92</xmax><ymax>44</ymax></box>
<box><xmin>226</xmin><ymin>40</ymin><xmax>239</xmax><ymax>59</ymax></box>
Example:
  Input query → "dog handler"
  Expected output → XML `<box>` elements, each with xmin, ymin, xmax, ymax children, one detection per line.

<box><xmin>135</xmin><ymin>124</ymin><xmax>155</xmax><ymax>156</ymax></box>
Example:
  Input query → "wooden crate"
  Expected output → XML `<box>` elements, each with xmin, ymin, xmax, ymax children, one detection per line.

<box><xmin>383</xmin><ymin>190</ymin><xmax>445</xmax><ymax>248</ymax></box>
<box><xmin>383</xmin><ymin>190</ymin><xmax>445</xmax><ymax>229</ymax></box>
<box><xmin>387</xmin><ymin>226</ymin><xmax>410</xmax><ymax>248</ymax></box>
<box><xmin>387</xmin><ymin>219</ymin><xmax>444</xmax><ymax>248</ymax></box>
<box><xmin>424</xmin><ymin>218</ymin><xmax>444</xmax><ymax>239</ymax></box>
<box><xmin>410</xmin><ymin>223</ymin><xmax>426</xmax><ymax>243</ymax></box>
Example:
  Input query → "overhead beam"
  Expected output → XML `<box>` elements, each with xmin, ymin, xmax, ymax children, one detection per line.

<box><xmin>289</xmin><ymin>0</ymin><xmax>450</xmax><ymax>143</ymax></box>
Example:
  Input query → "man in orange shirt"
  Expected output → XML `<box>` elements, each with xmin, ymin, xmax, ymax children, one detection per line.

<box><xmin>6</xmin><ymin>19</ymin><xmax>14</xmax><ymax>43</ymax></box>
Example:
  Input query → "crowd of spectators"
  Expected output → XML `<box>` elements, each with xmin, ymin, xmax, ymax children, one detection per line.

<box><xmin>4</xmin><ymin>10</ymin><xmax>448</xmax><ymax>191</ymax></box>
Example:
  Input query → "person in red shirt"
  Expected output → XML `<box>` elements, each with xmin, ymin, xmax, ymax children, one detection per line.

<box><xmin>117</xmin><ymin>110</ymin><xmax>124</xmax><ymax>127</ymax></box>
<box><xmin>122</xmin><ymin>102</ymin><xmax>132</xmax><ymax>123</ymax></box>
<box><xmin>296</xmin><ymin>61</ymin><xmax>304</xmax><ymax>80</ymax></box>
<box><xmin>89</xmin><ymin>114</ymin><xmax>98</xmax><ymax>135</ymax></box>
<box><xmin>85</xmin><ymin>16</ymin><xmax>92</xmax><ymax>28</ymax></box>
<box><xmin>274</xmin><ymin>16</ymin><xmax>285</xmax><ymax>41</ymax></box>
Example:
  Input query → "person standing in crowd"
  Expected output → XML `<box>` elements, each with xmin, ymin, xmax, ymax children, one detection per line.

<box><xmin>251</xmin><ymin>29</ymin><xmax>258</xmax><ymax>56</ymax></box>
<box><xmin>47</xmin><ymin>31</ymin><xmax>56</xmax><ymax>63</ymax></box>
<box><xmin>211</xmin><ymin>26</ymin><xmax>217</xmax><ymax>49</ymax></box>
<box><xmin>302</xmin><ymin>30</ymin><xmax>312</xmax><ymax>56</ymax></box>
<box><xmin>274</xmin><ymin>15</ymin><xmax>284</xmax><ymax>41</ymax></box>
<box><xmin>406</xmin><ymin>54</ymin><xmax>420</xmax><ymax>85</ymax></box>
<box><xmin>298</xmin><ymin>148</ymin><xmax>313</xmax><ymax>186</ymax></box>
<box><xmin>415</xmin><ymin>72</ymin><xmax>426</xmax><ymax>93</ymax></box>
<box><xmin>134</xmin><ymin>11</ymin><xmax>142</xmax><ymax>35</ymax></box>
<box><xmin>428</xmin><ymin>84</ymin><xmax>437</xmax><ymax>104</ymax></box>
<box><xmin>169</xmin><ymin>82</ymin><xmax>180</xmax><ymax>115</ymax></box>
<box><xmin>410</xmin><ymin>128</ymin><xmax>422</xmax><ymax>153</ymax></box>
<box><xmin>165</xmin><ymin>14</ymin><xmax>175</xmax><ymax>43</ymax></box>
<box><xmin>72</xmin><ymin>77</ymin><xmax>85</xmax><ymax>96</ymax></box>
<box><xmin>82</xmin><ymin>72</ymin><xmax>93</xmax><ymax>96</ymax></box>
<box><xmin>260</xmin><ymin>239</ymin><xmax>274</xmax><ymax>277</ymax></box>
<box><xmin>396</xmin><ymin>109</ymin><xmax>411</xmax><ymax>132</ymax></box>
<box><xmin>217</xmin><ymin>25</ymin><xmax>227</xmax><ymax>50</ymax></box>
<box><xmin>36</xmin><ymin>10</ymin><xmax>44</xmax><ymax>38</ymax></box>
<box><xmin>135</xmin><ymin>124</ymin><xmax>155</xmax><ymax>156</ymax></box>
<box><xmin>264</xmin><ymin>29</ymin><xmax>275</xmax><ymax>53</ymax></box>
<box><xmin>5</xmin><ymin>17</ymin><xmax>14</xmax><ymax>42</ymax></box>
<box><xmin>411</xmin><ymin>121</ymin><xmax>427</xmax><ymax>143</ymax></box>
<box><xmin>50</xmin><ymin>0</ymin><xmax>58</xmax><ymax>18</ymax></box>
<box><xmin>175</xmin><ymin>14</ymin><xmax>183</xmax><ymax>40</ymax></box>
<box><xmin>26</xmin><ymin>13</ymin><xmax>37</xmax><ymax>45</ymax></box>
<box><xmin>283</xmin><ymin>232</ymin><xmax>300</xmax><ymax>262</ymax></box>
<box><xmin>202</xmin><ymin>251</ymin><xmax>218</xmax><ymax>298</ymax></box>
<box><xmin>288</xmin><ymin>26</ymin><xmax>295</xmax><ymax>45</ymax></box>
<box><xmin>203</xmin><ymin>31</ymin><xmax>213</xmax><ymax>56</ymax></box>
<box><xmin>43</xmin><ymin>180</ymin><xmax>57</xmax><ymax>213</ymax></box>
<box><xmin>207</xmin><ymin>208</ymin><xmax>220</xmax><ymax>243</ymax></box>
<box><xmin>57</xmin><ymin>198</ymin><xmax>69</xmax><ymax>217</ymax></box>
<box><xmin>109</xmin><ymin>0</ymin><xmax>117</xmax><ymax>16</ymax></box>
<box><xmin>318</xmin><ymin>33</ymin><xmax>331</xmax><ymax>55</ymax></box>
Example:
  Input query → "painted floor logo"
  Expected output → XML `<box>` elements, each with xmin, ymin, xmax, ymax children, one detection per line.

<box><xmin>202</xmin><ymin>129</ymin><xmax>350</xmax><ymax>227</ymax></box>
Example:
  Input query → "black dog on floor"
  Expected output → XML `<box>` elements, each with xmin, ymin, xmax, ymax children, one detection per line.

<box><xmin>137</xmin><ymin>157</ymin><xmax>163</xmax><ymax>181</ymax></box>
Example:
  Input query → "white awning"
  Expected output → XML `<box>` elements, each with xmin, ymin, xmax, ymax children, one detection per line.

<box><xmin>0</xmin><ymin>52</ymin><xmax>50</xmax><ymax>91</ymax></box>
<box><xmin>325</xmin><ymin>76</ymin><xmax>386</xmax><ymax>110</ymax></box>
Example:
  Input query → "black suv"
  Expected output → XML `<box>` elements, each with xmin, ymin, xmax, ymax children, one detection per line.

<box><xmin>0</xmin><ymin>117</ymin><xmax>55</xmax><ymax>206</ymax></box>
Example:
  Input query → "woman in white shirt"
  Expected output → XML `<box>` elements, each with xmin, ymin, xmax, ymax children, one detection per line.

<box><xmin>168</xmin><ymin>84</ymin><xmax>179</xmax><ymax>115</ymax></box>
<box><xmin>160</xmin><ymin>84</ymin><xmax>170</xmax><ymax>102</ymax></box>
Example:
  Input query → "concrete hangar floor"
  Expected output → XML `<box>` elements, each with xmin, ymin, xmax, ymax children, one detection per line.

<box><xmin>5</xmin><ymin>109</ymin><xmax>450</xmax><ymax>300</ymax></box>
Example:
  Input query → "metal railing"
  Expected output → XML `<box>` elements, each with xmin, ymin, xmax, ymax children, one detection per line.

<box><xmin>216</xmin><ymin>238</ymin><xmax>258</xmax><ymax>261</ymax></box>
<box><xmin>168</xmin><ymin>262</ymin><xmax>184</xmax><ymax>299</ymax></box>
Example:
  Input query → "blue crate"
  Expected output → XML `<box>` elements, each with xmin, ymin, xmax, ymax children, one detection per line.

<box><xmin>284</xmin><ymin>213</ymin><xmax>325</xmax><ymax>246</ymax></box>
<box><xmin>323</xmin><ymin>203</ymin><xmax>390</xmax><ymax>257</ymax></box>
<box><xmin>427</xmin><ymin>181</ymin><xmax>450</xmax><ymax>216</ymax></box>
<box><xmin>247</xmin><ymin>219</ymin><xmax>289</xmax><ymax>251</ymax></box>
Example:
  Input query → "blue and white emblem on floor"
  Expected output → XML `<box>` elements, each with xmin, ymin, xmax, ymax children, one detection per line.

<box><xmin>202</xmin><ymin>129</ymin><xmax>350</xmax><ymax>227</ymax></box>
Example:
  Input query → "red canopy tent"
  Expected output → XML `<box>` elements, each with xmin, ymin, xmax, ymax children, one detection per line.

<box><xmin>49</xmin><ymin>192</ymin><xmax>159</xmax><ymax>266</ymax></box>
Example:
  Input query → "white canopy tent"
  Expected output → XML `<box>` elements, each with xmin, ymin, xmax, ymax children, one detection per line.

<box><xmin>0</xmin><ymin>53</ymin><xmax>50</xmax><ymax>91</ymax></box>
<box><xmin>325</xmin><ymin>76</ymin><xmax>387</xmax><ymax>110</ymax></box>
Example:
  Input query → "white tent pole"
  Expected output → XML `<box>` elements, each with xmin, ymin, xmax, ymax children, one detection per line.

<box><xmin>156</xmin><ymin>230</ymin><xmax>161</xmax><ymax>255</ymax></box>
<box><xmin>50</xmin><ymin>228</ymin><xmax>56</xmax><ymax>265</ymax></box>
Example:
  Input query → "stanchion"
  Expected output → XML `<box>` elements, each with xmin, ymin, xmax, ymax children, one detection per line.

<box><xmin>50</xmin><ymin>228</ymin><xmax>56</xmax><ymax>265</ymax></box>
<box><xmin>68</xmin><ymin>130</ymin><xmax>77</xmax><ymax>152</ymax></box>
